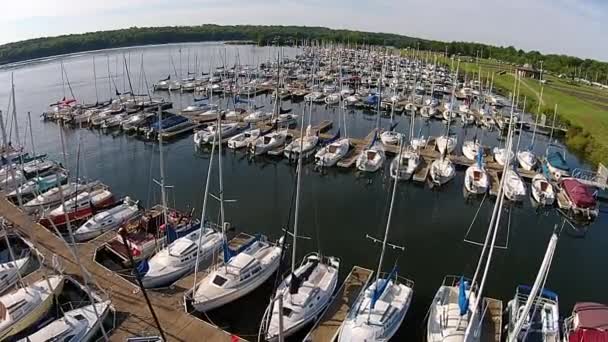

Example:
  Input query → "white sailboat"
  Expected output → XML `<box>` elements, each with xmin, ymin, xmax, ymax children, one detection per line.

<box><xmin>263</xmin><ymin>111</ymin><xmax>340</xmax><ymax>341</ymax></box>
<box><xmin>315</xmin><ymin>138</ymin><xmax>349</xmax><ymax>167</ymax></box>
<box><xmin>430</xmin><ymin>157</ymin><xmax>455</xmax><ymax>186</ymax></box>
<box><xmin>193</xmin><ymin>122</ymin><xmax>240</xmax><ymax>146</ymax></box>
<box><xmin>227</xmin><ymin>128</ymin><xmax>262</xmax><ymax>149</ymax></box>
<box><xmin>18</xmin><ymin>300</ymin><xmax>112</xmax><ymax>342</ymax></box>
<box><xmin>141</xmin><ymin>226</ymin><xmax>222</xmax><ymax>288</ymax></box>
<box><xmin>464</xmin><ymin>151</ymin><xmax>489</xmax><ymax>195</ymax></box>
<box><xmin>284</xmin><ymin>125</ymin><xmax>319</xmax><ymax>160</ymax></box>
<box><xmin>390</xmin><ymin>146</ymin><xmax>419</xmax><ymax>181</ymax></box>
<box><xmin>356</xmin><ymin>141</ymin><xmax>385</xmax><ymax>173</ymax></box>
<box><xmin>436</xmin><ymin>62</ymin><xmax>460</xmax><ymax>156</ymax></box>
<box><xmin>0</xmin><ymin>276</ymin><xmax>65</xmax><ymax>340</ymax></box>
<box><xmin>462</xmin><ymin>139</ymin><xmax>481</xmax><ymax>161</ymax></box>
<box><xmin>503</xmin><ymin>169</ymin><xmax>526</xmax><ymax>202</ymax></box>
<box><xmin>339</xmin><ymin>140</ymin><xmax>414</xmax><ymax>342</ymax></box>
<box><xmin>0</xmin><ymin>250</ymin><xmax>30</xmax><ymax>295</ymax></box>
<box><xmin>249</xmin><ymin>130</ymin><xmax>288</xmax><ymax>156</ymax></box>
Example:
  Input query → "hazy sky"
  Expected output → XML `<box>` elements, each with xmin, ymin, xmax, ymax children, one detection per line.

<box><xmin>3</xmin><ymin>0</ymin><xmax>606</xmax><ymax>61</ymax></box>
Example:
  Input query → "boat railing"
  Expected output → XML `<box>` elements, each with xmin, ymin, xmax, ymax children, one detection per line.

<box><xmin>377</xmin><ymin>271</ymin><xmax>415</xmax><ymax>289</ymax></box>
<box><xmin>441</xmin><ymin>274</ymin><xmax>474</xmax><ymax>289</ymax></box>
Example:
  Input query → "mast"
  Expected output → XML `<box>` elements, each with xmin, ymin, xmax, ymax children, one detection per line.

<box><xmin>531</xmin><ymin>85</ymin><xmax>544</xmax><ymax>148</ymax></box>
<box><xmin>93</xmin><ymin>56</ymin><xmax>99</xmax><ymax>104</ymax></box>
<box><xmin>291</xmin><ymin>102</ymin><xmax>307</xmax><ymax>274</ymax></box>
<box><xmin>508</xmin><ymin>227</ymin><xmax>559</xmax><ymax>342</ymax></box>
<box><xmin>157</xmin><ymin>106</ymin><xmax>169</xmax><ymax>235</ymax></box>
<box><xmin>191</xmin><ymin>133</ymin><xmax>217</xmax><ymax>292</ymax></box>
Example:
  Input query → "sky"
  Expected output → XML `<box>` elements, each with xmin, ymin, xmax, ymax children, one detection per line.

<box><xmin>2</xmin><ymin>0</ymin><xmax>606</xmax><ymax>61</ymax></box>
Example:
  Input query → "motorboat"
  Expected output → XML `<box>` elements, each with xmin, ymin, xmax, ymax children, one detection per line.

<box><xmin>430</xmin><ymin>157</ymin><xmax>455</xmax><ymax>185</ymax></box>
<box><xmin>563</xmin><ymin>302</ymin><xmax>608</xmax><ymax>342</ymax></box>
<box><xmin>493</xmin><ymin>147</ymin><xmax>515</xmax><ymax>166</ymax></box>
<box><xmin>39</xmin><ymin>188</ymin><xmax>115</xmax><ymax>228</ymax></box>
<box><xmin>462</xmin><ymin>140</ymin><xmax>481</xmax><ymax>161</ymax></box>
<box><xmin>141</xmin><ymin>226</ymin><xmax>222</xmax><ymax>288</ymax></box>
<box><xmin>0</xmin><ymin>276</ymin><xmax>65</xmax><ymax>340</ymax></box>
<box><xmin>556</xmin><ymin>178</ymin><xmax>599</xmax><ymax>222</ymax></box>
<box><xmin>18</xmin><ymin>300</ymin><xmax>112</xmax><ymax>342</ymax></box>
<box><xmin>506</xmin><ymin>285</ymin><xmax>560</xmax><ymax>342</ymax></box>
<box><xmin>544</xmin><ymin>148</ymin><xmax>570</xmax><ymax>181</ymax></box>
<box><xmin>249</xmin><ymin>131</ymin><xmax>288</xmax><ymax>156</ymax></box>
<box><xmin>531</xmin><ymin>174</ymin><xmax>555</xmax><ymax>206</ymax></box>
<box><xmin>389</xmin><ymin>148</ymin><xmax>419</xmax><ymax>181</ymax></box>
<box><xmin>517</xmin><ymin>150</ymin><xmax>537</xmax><ymax>171</ymax></box>
<box><xmin>265</xmin><ymin>254</ymin><xmax>340</xmax><ymax>341</ymax></box>
<box><xmin>315</xmin><ymin>138</ymin><xmax>350</xmax><ymax>167</ymax></box>
<box><xmin>436</xmin><ymin>135</ymin><xmax>457</xmax><ymax>155</ymax></box>
<box><xmin>73</xmin><ymin>197</ymin><xmax>141</xmax><ymax>242</ymax></box>
<box><xmin>227</xmin><ymin>128</ymin><xmax>262</xmax><ymax>149</ymax></box>
<box><xmin>356</xmin><ymin>143</ymin><xmax>385</xmax><ymax>172</ymax></box>
<box><xmin>191</xmin><ymin>235</ymin><xmax>281</xmax><ymax>311</ymax></box>
<box><xmin>503</xmin><ymin>169</ymin><xmax>526</xmax><ymax>202</ymax></box>
<box><xmin>22</xmin><ymin>181</ymin><xmax>101</xmax><ymax>214</ymax></box>
<box><xmin>193</xmin><ymin>122</ymin><xmax>240</xmax><ymax>146</ymax></box>
<box><xmin>8</xmin><ymin>171</ymin><xmax>68</xmax><ymax>200</ymax></box>
<box><xmin>427</xmin><ymin>276</ymin><xmax>480</xmax><ymax>342</ymax></box>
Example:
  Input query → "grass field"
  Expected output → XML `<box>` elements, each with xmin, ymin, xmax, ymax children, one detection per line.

<box><xmin>436</xmin><ymin>56</ymin><xmax>608</xmax><ymax>167</ymax></box>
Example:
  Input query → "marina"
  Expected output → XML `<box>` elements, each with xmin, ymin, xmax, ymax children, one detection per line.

<box><xmin>0</xmin><ymin>42</ymin><xmax>606</xmax><ymax>341</ymax></box>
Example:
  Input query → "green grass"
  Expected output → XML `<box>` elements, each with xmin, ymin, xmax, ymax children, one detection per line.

<box><xmin>434</xmin><ymin>55</ymin><xmax>608</xmax><ymax>166</ymax></box>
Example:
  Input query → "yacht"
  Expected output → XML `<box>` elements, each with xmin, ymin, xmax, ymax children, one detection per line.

<box><xmin>315</xmin><ymin>138</ymin><xmax>350</xmax><ymax>167</ymax></box>
<box><xmin>389</xmin><ymin>148</ymin><xmax>420</xmax><ymax>181</ymax></box>
<box><xmin>8</xmin><ymin>171</ymin><xmax>68</xmax><ymax>200</ymax></box>
<box><xmin>141</xmin><ymin>226</ymin><xmax>222</xmax><ymax>288</ymax></box>
<box><xmin>18</xmin><ymin>301</ymin><xmax>112</xmax><ymax>342</ymax></box>
<box><xmin>191</xmin><ymin>235</ymin><xmax>281</xmax><ymax>311</ymax></box>
<box><xmin>22</xmin><ymin>181</ymin><xmax>102</xmax><ymax>214</ymax></box>
<box><xmin>227</xmin><ymin>128</ymin><xmax>262</xmax><ymax>149</ymax></box>
<box><xmin>265</xmin><ymin>254</ymin><xmax>340</xmax><ymax>341</ymax></box>
<box><xmin>0</xmin><ymin>276</ymin><xmax>65</xmax><ymax>340</ymax></box>
<box><xmin>249</xmin><ymin>131</ymin><xmax>288</xmax><ymax>156</ymax></box>
<box><xmin>283</xmin><ymin>126</ymin><xmax>319</xmax><ymax>160</ymax></box>
<box><xmin>427</xmin><ymin>276</ymin><xmax>480</xmax><ymax>342</ymax></box>
<box><xmin>193</xmin><ymin>122</ymin><xmax>240</xmax><ymax>146</ymax></box>
<box><xmin>356</xmin><ymin>142</ymin><xmax>385</xmax><ymax>172</ymax></box>
<box><xmin>73</xmin><ymin>197</ymin><xmax>141</xmax><ymax>242</ymax></box>
<box><xmin>430</xmin><ymin>157</ymin><xmax>455</xmax><ymax>185</ymax></box>
<box><xmin>503</xmin><ymin>169</ymin><xmax>526</xmax><ymax>202</ymax></box>
<box><xmin>39</xmin><ymin>188</ymin><xmax>115</xmax><ymax>228</ymax></box>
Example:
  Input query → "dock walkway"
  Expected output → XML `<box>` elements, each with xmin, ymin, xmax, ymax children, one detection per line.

<box><xmin>305</xmin><ymin>266</ymin><xmax>373</xmax><ymax>342</ymax></box>
<box><xmin>0</xmin><ymin>194</ymin><xmax>242</xmax><ymax>342</ymax></box>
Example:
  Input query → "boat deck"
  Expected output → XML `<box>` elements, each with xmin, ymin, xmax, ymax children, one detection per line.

<box><xmin>0</xmin><ymin>193</ymin><xmax>243</xmax><ymax>342</ymax></box>
<box><xmin>304</xmin><ymin>266</ymin><xmax>374</xmax><ymax>342</ymax></box>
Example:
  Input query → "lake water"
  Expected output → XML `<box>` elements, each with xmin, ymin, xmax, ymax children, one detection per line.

<box><xmin>1</xmin><ymin>42</ymin><xmax>606</xmax><ymax>341</ymax></box>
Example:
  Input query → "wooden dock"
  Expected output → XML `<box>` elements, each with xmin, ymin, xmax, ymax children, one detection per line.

<box><xmin>481</xmin><ymin>297</ymin><xmax>503</xmax><ymax>342</ymax></box>
<box><xmin>304</xmin><ymin>266</ymin><xmax>373</xmax><ymax>342</ymax></box>
<box><xmin>0</xmin><ymin>194</ymin><xmax>243</xmax><ymax>342</ymax></box>
<box><xmin>337</xmin><ymin>129</ymin><xmax>377</xmax><ymax>168</ymax></box>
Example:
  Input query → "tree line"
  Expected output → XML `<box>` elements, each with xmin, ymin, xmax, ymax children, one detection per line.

<box><xmin>0</xmin><ymin>25</ymin><xmax>606</xmax><ymax>82</ymax></box>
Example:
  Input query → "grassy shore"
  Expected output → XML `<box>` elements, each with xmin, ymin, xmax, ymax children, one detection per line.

<box><xmin>436</xmin><ymin>56</ymin><xmax>608</xmax><ymax>167</ymax></box>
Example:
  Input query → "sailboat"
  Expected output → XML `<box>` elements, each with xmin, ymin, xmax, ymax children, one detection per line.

<box><xmin>18</xmin><ymin>300</ymin><xmax>112</xmax><ymax>342</ymax></box>
<box><xmin>73</xmin><ymin>197</ymin><xmax>141</xmax><ymax>242</ymax></box>
<box><xmin>464</xmin><ymin>150</ymin><xmax>489</xmax><ymax>195</ymax></box>
<box><xmin>249</xmin><ymin>130</ymin><xmax>289</xmax><ymax>156</ymax></box>
<box><xmin>530</xmin><ymin>174</ymin><xmax>555</xmax><ymax>206</ymax></box>
<box><xmin>390</xmin><ymin>146</ymin><xmax>419</xmax><ymax>181</ymax></box>
<box><xmin>339</xmin><ymin>140</ymin><xmax>414</xmax><ymax>341</ymax></box>
<box><xmin>227</xmin><ymin>128</ymin><xmax>262</xmax><ymax>149</ymax></box>
<box><xmin>436</xmin><ymin>62</ymin><xmax>460</xmax><ymax>155</ymax></box>
<box><xmin>263</xmin><ymin>111</ymin><xmax>340</xmax><ymax>341</ymax></box>
<box><xmin>315</xmin><ymin>100</ymin><xmax>350</xmax><ymax>167</ymax></box>
<box><xmin>0</xmin><ymin>276</ymin><xmax>65</xmax><ymax>339</ymax></box>
<box><xmin>356</xmin><ymin>136</ymin><xmax>386</xmax><ymax>173</ymax></box>
<box><xmin>462</xmin><ymin>139</ymin><xmax>481</xmax><ymax>161</ymax></box>
<box><xmin>516</xmin><ymin>87</ymin><xmax>542</xmax><ymax>171</ymax></box>
<box><xmin>284</xmin><ymin>125</ymin><xmax>319</xmax><ymax>160</ymax></box>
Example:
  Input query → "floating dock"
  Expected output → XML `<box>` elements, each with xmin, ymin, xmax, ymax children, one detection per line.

<box><xmin>304</xmin><ymin>266</ymin><xmax>374</xmax><ymax>342</ymax></box>
<box><xmin>481</xmin><ymin>297</ymin><xmax>503</xmax><ymax>342</ymax></box>
<box><xmin>0</xmin><ymin>193</ymin><xmax>243</xmax><ymax>342</ymax></box>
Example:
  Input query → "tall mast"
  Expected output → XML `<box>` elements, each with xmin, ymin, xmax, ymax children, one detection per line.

<box><xmin>291</xmin><ymin>102</ymin><xmax>307</xmax><ymax>274</ymax></box>
<box><xmin>93</xmin><ymin>56</ymin><xmax>99</xmax><ymax>104</ymax></box>
<box><xmin>531</xmin><ymin>85</ymin><xmax>544</xmax><ymax>148</ymax></box>
<box><xmin>157</xmin><ymin>106</ymin><xmax>168</xmax><ymax>230</ymax></box>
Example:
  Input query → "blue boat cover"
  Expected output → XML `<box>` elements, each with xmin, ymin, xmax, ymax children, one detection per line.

<box><xmin>371</xmin><ymin>266</ymin><xmax>398</xmax><ymax>310</ymax></box>
<box><xmin>223</xmin><ymin>234</ymin><xmax>260</xmax><ymax>263</ymax></box>
<box><xmin>136</xmin><ymin>259</ymin><xmax>149</xmax><ymax>276</ymax></box>
<box><xmin>459</xmin><ymin>276</ymin><xmax>470</xmax><ymax>316</ymax></box>
<box><xmin>517</xmin><ymin>285</ymin><xmax>558</xmax><ymax>301</ymax></box>
<box><xmin>546</xmin><ymin>151</ymin><xmax>569</xmax><ymax>171</ymax></box>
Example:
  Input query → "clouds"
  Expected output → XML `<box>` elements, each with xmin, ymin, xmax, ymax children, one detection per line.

<box><xmin>1</xmin><ymin>0</ymin><xmax>606</xmax><ymax>60</ymax></box>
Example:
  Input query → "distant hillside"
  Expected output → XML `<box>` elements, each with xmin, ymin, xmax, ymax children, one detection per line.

<box><xmin>0</xmin><ymin>24</ymin><xmax>606</xmax><ymax>80</ymax></box>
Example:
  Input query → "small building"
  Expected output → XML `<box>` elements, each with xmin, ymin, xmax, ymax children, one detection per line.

<box><xmin>516</xmin><ymin>63</ymin><xmax>541</xmax><ymax>79</ymax></box>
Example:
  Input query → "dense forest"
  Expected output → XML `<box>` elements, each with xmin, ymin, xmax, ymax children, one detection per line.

<box><xmin>0</xmin><ymin>25</ymin><xmax>607</xmax><ymax>81</ymax></box>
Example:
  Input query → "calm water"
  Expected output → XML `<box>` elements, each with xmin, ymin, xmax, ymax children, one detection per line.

<box><xmin>1</xmin><ymin>42</ymin><xmax>606</xmax><ymax>341</ymax></box>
